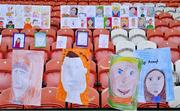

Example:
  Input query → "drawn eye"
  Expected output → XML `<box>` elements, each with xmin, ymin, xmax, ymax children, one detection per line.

<box><xmin>158</xmin><ymin>76</ymin><xmax>161</xmax><ymax>80</ymax></box>
<box><xmin>149</xmin><ymin>77</ymin><xmax>152</xmax><ymax>81</ymax></box>
<box><xmin>130</xmin><ymin>71</ymin><xmax>134</xmax><ymax>76</ymax></box>
<box><xmin>118</xmin><ymin>69</ymin><xmax>123</xmax><ymax>75</ymax></box>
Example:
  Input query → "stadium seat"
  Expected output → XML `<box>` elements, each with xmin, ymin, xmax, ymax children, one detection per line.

<box><xmin>1</xmin><ymin>29</ymin><xmax>19</xmax><ymax>49</ymax></box>
<box><xmin>164</xmin><ymin>7</ymin><xmax>176</xmax><ymax>15</ymax></box>
<box><xmin>159</xmin><ymin>12</ymin><xmax>173</xmax><ymax>23</ymax></box>
<box><xmin>71</xmin><ymin>87</ymin><xmax>100</xmax><ymax>108</ymax></box>
<box><xmin>122</xmin><ymin>3</ymin><xmax>133</xmax><ymax>7</ymax></box>
<box><xmin>0</xmin><ymin>88</ymin><xmax>23</xmax><ymax>109</ymax></box>
<box><xmin>156</xmin><ymin>3</ymin><xmax>166</xmax><ymax>8</ymax></box>
<box><xmin>51</xmin><ymin>39</ymin><xmax>72</xmax><ymax>60</ymax></box>
<box><xmin>137</xmin><ymin>41</ymin><xmax>157</xmax><ymax>50</ymax></box>
<box><xmin>93</xmin><ymin>29</ymin><xmax>110</xmax><ymax>44</ymax></box>
<box><xmin>35</xmin><ymin>87</ymin><xmax>65</xmax><ymax>108</ymax></box>
<box><xmin>155</xmin><ymin>20</ymin><xmax>169</xmax><ymax>32</ymax></box>
<box><xmin>155</xmin><ymin>7</ymin><xmax>164</xmax><ymax>15</ymax></box>
<box><xmin>158</xmin><ymin>41</ymin><xmax>180</xmax><ymax>63</ymax></box>
<box><xmin>129</xmin><ymin>29</ymin><xmax>147</xmax><ymax>45</ymax></box>
<box><xmin>111</xmin><ymin>29</ymin><xmax>128</xmax><ymax>46</ymax></box>
<box><xmin>21</xmin><ymin>29</ymin><xmax>37</xmax><ymax>46</ymax></box>
<box><xmin>78</xmin><ymin>1</ymin><xmax>89</xmax><ymax>5</ymax></box>
<box><xmin>6</xmin><ymin>40</ymin><xmax>29</xmax><ymax>60</ymax></box>
<box><xmin>176</xmin><ymin>7</ymin><xmax>180</xmax><ymax>13</ymax></box>
<box><xmin>169</xmin><ymin>86</ymin><xmax>180</xmax><ymax>108</ymax></box>
<box><xmin>169</xmin><ymin>20</ymin><xmax>180</xmax><ymax>31</ymax></box>
<box><xmin>57</xmin><ymin>29</ymin><xmax>74</xmax><ymax>43</ymax></box>
<box><xmin>0</xmin><ymin>59</ymin><xmax>11</xmax><ymax>93</ymax></box>
<box><xmin>73</xmin><ymin>39</ymin><xmax>93</xmax><ymax>60</ymax></box>
<box><xmin>89</xmin><ymin>61</ymin><xmax>97</xmax><ymax>88</ymax></box>
<box><xmin>138</xmin><ymin>102</ymin><xmax>169</xmax><ymax>108</ymax></box>
<box><xmin>51</xmin><ymin>18</ymin><xmax>60</xmax><ymax>31</ymax></box>
<box><xmin>166</xmin><ymin>29</ymin><xmax>180</xmax><ymax>44</ymax></box>
<box><xmin>39</xmin><ymin>29</ymin><xmax>56</xmax><ymax>45</ymax></box>
<box><xmin>173</xmin><ymin>13</ymin><xmax>180</xmax><ymax>20</ymax></box>
<box><xmin>94</xmin><ymin>40</ymin><xmax>114</xmax><ymax>64</ymax></box>
<box><xmin>30</xmin><ymin>43</ymin><xmax>50</xmax><ymax>62</ymax></box>
<box><xmin>44</xmin><ymin>59</ymin><xmax>61</xmax><ymax>87</ymax></box>
<box><xmin>116</xmin><ymin>41</ymin><xmax>135</xmax><ymax>57</ymax></box>
<box><xmin>147</xmin><ymin>29</ymin><xmax>165</xmax><ymax>44</ymax></box>
<box><xmin>101</xmin><ymin>88</ymin><xmax>110</xmax><ymax>108</ymax></box>
<box><xmin>98</xmin><ymin>58</ymin><xmax>109</xmax><ymax>90</ymax></box>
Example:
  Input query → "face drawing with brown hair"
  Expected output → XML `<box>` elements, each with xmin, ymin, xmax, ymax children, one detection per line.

<box><xmin>109</xmin><ymin>62</ymin><xmax>139</xmax><ymax>98</ymax></box>
<box><xmin>144</xmin><ymin>69</ymin><xmax>166</xmax><ymax>102</ymax></box>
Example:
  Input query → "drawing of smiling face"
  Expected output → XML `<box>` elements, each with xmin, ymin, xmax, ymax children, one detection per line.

<box><xmin>110</xmin><ymin>62</ymin><xmax>139</xmax><ymax>98</ymax></box>
<box><xmin>145</xmin><ymin>70</ymin><xmax>165</xmax><ymax>96</ymax></box>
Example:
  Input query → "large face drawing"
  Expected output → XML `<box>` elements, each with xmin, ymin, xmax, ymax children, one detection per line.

<box><xmin>110</xmin><ymin>62</ymin><xmax>139</xmax><ymax>98</ymax></box>
<box><xmin>12</xmin><ymin>66</ymin><xmax>30</xmax><ymax>99</ymax></box>
<box><xmin>61</xmin><ymin>57</ymin><xmax>87</xmax><ymax>94</ymax></box>
<box><xmin>145</xmin><ymin>70</ymin><xmax>165</xmax><ymax>96</ymax></box>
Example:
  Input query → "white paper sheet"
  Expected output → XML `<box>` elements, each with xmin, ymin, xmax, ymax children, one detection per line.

<box><xmin>0</xmin><ymin>35</ymin><xmax>2</xmax><ymax>45</ymax></box>
<box><xmin>99</xmin><ymin>34</ymin><xmax>109</xmax><ymax>48</ymax></box>
<box><xmin>56</xmin><ymin>36</ymin><xmax>67</xmax><ymax>49</ymax></box>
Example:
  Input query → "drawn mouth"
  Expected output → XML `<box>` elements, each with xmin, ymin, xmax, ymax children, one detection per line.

<box><xmin>154</xmin><ymin>90</ymin><xmax>158</xmax><ymax>93</ymax></box>
<box><xmin>117</xmin><ymin>89</ymin><xmax>130</xmax><ymax>95</ymax></box>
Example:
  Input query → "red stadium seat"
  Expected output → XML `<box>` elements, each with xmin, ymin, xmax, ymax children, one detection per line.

<box><xmin>51</xmin><ymin>18</ymin><xmax>60</xmax><ymax>31</ymax></box>
<box><xmin>21</xmin><ymin>29</ymin><xmax>36</xmax><ymax>46</ymax></box>
<box><xmin>78</xmin><ymin>1</ymin><xmax>89</xmax><ymax>5</ymax></box>
<box><xmin>89</xmin><ymin>61</ymin><xmax>97</xmax><ymax>88</ymax></box>
<box><xmin>44</xmin><ymin>59</ymin><xmax>61</xmax><ymax>87</ymax></box>
<box><xmin>169</xmin><ymin>20</ymin><xmax>180</xmax><ymax>31</ymax></box>
<box><xmin>0</xmin><ymin>88</ymin><xmax>23</xmax><ymax>109</ymax></box>
<box><xmin>155</xmin><ymin>20</ymin><xmax>169</xmax><ymax>32</ymax></box>
<box><xmin>30</xmin><ymin>43</ymin><xmax>50</xmax><ymax>62</ymax></box>
<box><xmin>57</xmin><ymin>29</ymin><xmax>74</xmax><ymax>43</ymax></box>
<box><xmin>159</xmin><ymin>12</ymin><xmax>173</xmax><ymax>23</ymax></box>
<box><xmin>138</xmin><ymin>102</ymin><xmax>169</xmax><ymax>108</ymax></box>
<box><xmin>1</xmin><ymin>29</ymin><xmax>19</xmax><ymax>49</ymax></box>
<box><xmin>0</xmin><ymin>59</ymin><xmax>11</xmax><ymax>93</ymax></box>
<box><xmin>93</xmin><ymin>29</ymin><xmax>110</xmax><ymax>44</ymax></box>
<box><xmin>71</xmin><ymin>87</ymin><xmax>100</xmax><ymax>108</ymax></box>
<box><xmin>158</xmin><ymin>41</ymin><xmax>180</xmax><ymax>63</ymax></box>
<box><xmin>147</xmin><ymin>29</ymin><xmax>165</xmax><ymax>44</ymax></box>
<box><xmin>166</xmin><ymin>29</ymin><xmax>180</xmax><ymax>44</ymax></box>
<box><xmin>101</xmin><ymin>88</ymin><xmax>110</xmax><ymax>108</ymax></box>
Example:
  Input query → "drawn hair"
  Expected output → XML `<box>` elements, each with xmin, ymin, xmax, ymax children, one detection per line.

<box><xmin>144</xmin><ymin>69</ymin><xmax>166</xmax><ymax>102</ymax></box>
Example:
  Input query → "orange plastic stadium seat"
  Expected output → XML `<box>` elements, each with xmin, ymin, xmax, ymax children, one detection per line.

<box><xmin>6</xmin><ymin>40</ymin><xmax>29</xmax><ymax>60</ymax></box>
<box><xmin>158</xmin><ymin>41</ymin><xmax>180</xmax><ymax>63</ymax></box>
<box><xmin>55</xmin><ymin>1</ymin><xmax>67</xmax><ymax>6</ymax></box>
<box><xmin>155</xmin><ymin>20</ymin><xmax>169</xmax><ymax>32</ymax></box>
<box><xmin>166</xmin><ymin>29</ymin><xmax>180</xmax><ymax>44</ymax></box>
<box><xmin>101</xmin><ymin>88</ymin><xmax>110</xmax><ymax>108</ymax></box>
<box><xmin>0</xmin><ymin>88</ymin><xmax>23</xmax><ymax>109</ymax></box>
<box><xmin>30</xmin><ymin>43</ymin><xmax>50</xmax><ymax>62</ymax></box>
<box><xmin>0</xmin><ymin>44</ymin><xmax>6</xmax><ymax>59</ymax></box>
<box><xmin>1</xmin><ymin>29</ymin><xmax>19</xmax><ymax>48</ymax></box>
<box><xmin>169</xmin><ymin>20</ymin><xmax>180</xmax><ymax>31</ymax></box>
<box><xmin>78</xmin><ymin>1</ymin><xmax>89</xmax><ymax>5</ymax></box>
<box><xmin>98</xmin><ymin>58</ymin><xmax>109</xmax><ymax>90</ymax></box>
<box><xmin>51</xmin><ymin>18</ymin><xmax>60</xmax><ymax>31</ymax></box>
<box><xmin>39</xmin><ymin>29</ymin><xmax>56</xmax><ymax>45</ymax></box>
<box><xmin>50</xmin><ymin>39</ymin><xmax>72</xmax><ymax>60</ymax></box>
<box><xmin>94</xmin><ymin>40</ymin><xmax>114</xmax><ymax>64</ymax></box>
<box><xmin>57</xmin><ymin>29</ymin><xmax>74</xmax><ymax>43</ymax></box>
<box><xmin>67</xmin><ymin>1</ymin><xmax>78</xmax><ymax>5</ymax></box>
<box><xmin>44</xmin><ymin>59</ymin><xmax>61</xmax><ymax>87</ymax></box>
<box><xmin>147</xmin><ymin>29</ymin><xmax>165</xmax><ymax>44</ymax></box>
<box><xmin>159</xmin><ymin>12</ymin><xmax>173</xmax><ymax>23</ymax></box>
<box><xmin>0</xmin><ymin>59</ymin><xmax>11</xmax><ymax>93</ymax></box>
<box><xmin>21</xmin><ymin>29</ymin><xmax>37</xmax><ymax>46</ymax></box>
<box><xmin>93</xmin><ymin>29</ymin><xmax>110</xmax><ymax>44</ymax></box>
<box><xmin>71</xmin><ymin>87</ymin><xmax>100</xmax><ymax>108</ymax></box>
<box><xmin>73</xmin><ymin>39</ymin><xmax>93</xmax><ymax>60</ymax></box>
<box><xmin>89</xmin><ymin>61</ymin><xmax>97</xmax><ymax>88</ymax></box>
<box><xmin>138</xmin><ymin>102</ymin><xmax>169</xmax><ymax>108</ymax></box>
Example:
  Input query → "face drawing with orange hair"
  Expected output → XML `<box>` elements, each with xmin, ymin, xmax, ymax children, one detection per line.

<box><xmin>144</xmin><ymin>69</ymin><xmax>166</xmax><ymax>102</ymax></box>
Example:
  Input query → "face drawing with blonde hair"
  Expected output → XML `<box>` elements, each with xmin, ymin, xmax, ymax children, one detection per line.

<box><xmin>144</xmin><ymin>69</ymin><xmax>166</xmax><ymax>102</ymax></box>
<box><xmin>110</xmin><ymin>62</ymin><xmax>139</xmax><ymax>98</ymax></box>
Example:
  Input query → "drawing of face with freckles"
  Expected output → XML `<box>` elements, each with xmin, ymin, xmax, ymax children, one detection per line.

<box><xmin>110</xmin><ymin>62</ymin><xmax>139</xmax><ymax>98</ymax></box>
